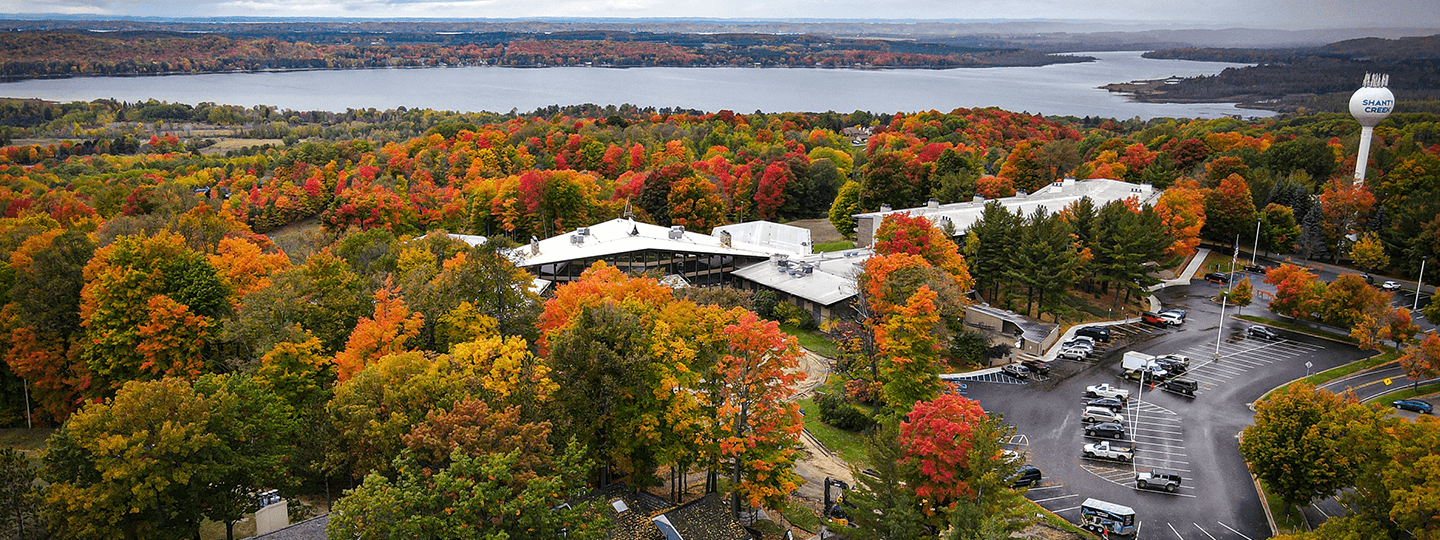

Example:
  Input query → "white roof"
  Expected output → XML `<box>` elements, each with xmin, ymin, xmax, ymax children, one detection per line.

<box><xmin>507</xmin><ymin>218</ymin><xmax>780</xmax><ymax>268</ymax></box>
<box><xmin>447</xmin><ymin>234</ymin><xmax>488</xmax><ymax>247</ymax></box>
<box><xmin>731</xmin><ymin>249</ymin><xmax>871</xmax><ymax>306</ymax></box>
<box><xmin>711</xmin><ymin>221</ymin><xmax>813</xmax><ymax>255</ymax></box>
<box><xmin>855</xmin><ymin>178</ymin><xmax>1160</xmax><ymax>235</ymax></box>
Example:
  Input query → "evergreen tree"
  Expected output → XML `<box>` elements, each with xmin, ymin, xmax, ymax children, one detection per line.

<box><xmin>1296</xmin><ymin>204</ymin><xmax>1329</xmax><ymax>261</ymax></box>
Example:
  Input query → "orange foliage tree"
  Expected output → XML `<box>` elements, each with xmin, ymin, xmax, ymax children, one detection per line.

<box><xmin>1153</xmin><ymin>178</ymin><xmax>1207</xmax><ymax>258</ymax></box>
<box><xmin>334</xmin><ymin>280</ymin><xmax>424</xmax><ymax>382</ymax></box>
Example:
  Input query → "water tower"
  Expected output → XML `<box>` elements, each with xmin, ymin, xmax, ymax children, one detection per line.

<box><xmin>1349</xmin><ymin>73</ymin><xmax>1394</xmax><ymax>185</ymax></box>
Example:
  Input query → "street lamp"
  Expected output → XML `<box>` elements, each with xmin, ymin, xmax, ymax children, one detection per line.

<box><xmin>1252</xmin><ymin>218</ymin><xmax>1262</xmax><ymax>265</ymax></box>
<box><xmin>1416</xmin><ymin>256</ymin><xmax>1428</xmax><ymax>312</ymax></box>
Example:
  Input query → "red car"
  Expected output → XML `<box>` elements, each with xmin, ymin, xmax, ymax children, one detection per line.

<box><xmin>1141</xmin><ymin>312</ymin><xmax>1166</xmax><ymax>325</ymax></box>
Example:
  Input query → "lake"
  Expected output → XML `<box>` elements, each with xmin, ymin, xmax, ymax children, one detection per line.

<box><xmin>0</xmin><ymin>51</ymin><xmax>1271</xmax><ymax>120</ymax></box>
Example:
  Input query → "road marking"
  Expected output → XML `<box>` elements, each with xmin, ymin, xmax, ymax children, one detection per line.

<box><xmin>1024</xmin><ymin>484</ymin><xmax>1063</xmax><ymax>491</ymax></box>
<box><xmin>1194</xmin><ymin>522</ymin><xmax>1218</xmax><ymax>540</ymax></box>
<box><xmin>1053</xmin><ymin>505</ymin><xmax>1081</xmax><ymax>513</ymax></box>
<box><xmin>1169</xmin><ymin>522</ymin><xmax>1184</xmax><ymax>539</ymax></box>
<box><xmin>1031</xmin><ymin>493</ymin><xmax>1080</xmax><ymax>503</ymax></box>
<box><xmin>1218</xmin><ymin>521</ymin><xmax>1254</xmax><ymax>540</ymax></box>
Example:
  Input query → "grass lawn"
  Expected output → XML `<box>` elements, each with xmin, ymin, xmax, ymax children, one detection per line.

<box><xmin>780</xmin><ymin>323</ymin><xmax>840</xmax><ymax>358</ymax></box>
<box><xmin>1235</xmin><ymin>314</ymin><xmax>1360</xmax><ymax>345</ymax></box>
<box><xmin>1368</xmin><ymin>382</ymin><xmax>1440</xmax><ymax>404</ymax></box>
<box><xmin>779</xmin><ymin>503</ymin><xmax>821</xmax><ymax>534</ymax></box>
<box><xmin>796</xmin><ymin>398</ymin><xmax>869</xmax><ymax>467</ymax></box>
<box><xmin>1259</xmin><ymin>479</ymin><xmax>1307</xmax><ymax>535</ymax></box>
<box><xmin>812</xmin><ymin>240</ymin><xmax>855</xmax><ymax>253</ymax></box>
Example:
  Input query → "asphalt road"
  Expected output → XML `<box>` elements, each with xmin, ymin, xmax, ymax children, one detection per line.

<box><xmin>954</xmin><ymin>284</ymin><xmax>1373</xmax><ymax>540</ymax></box>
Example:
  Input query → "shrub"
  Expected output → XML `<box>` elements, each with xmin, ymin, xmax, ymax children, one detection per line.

<box><xmin>817</xmin><ymin>391</ymin><xmax>877</xmax><ymax>432</ymax></box>
<box><xmin>773</xmin><ymin>301</ymin><xmax>817</xmax><ymax>330</ymax></box>
<box><xmin>753</xmin><ymin>290</ymin><xmax>779</xmax><ymax>319</ymax></box>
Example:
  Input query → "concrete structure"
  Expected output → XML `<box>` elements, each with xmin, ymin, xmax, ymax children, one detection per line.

<box><xmin>852</xmin><ymin>178</ymin><xmax>1159</xmax><ymax>247</ymax></box>
<box><xmin>254</xmin><ymin>499</ymin><xmax>290</xmax><ymax>536</ymax></box>
<box><xmin>963</xmin><ymin>303</ymin><xmax>1060</xmax><ymax>359</ymax></box>
<box><xmin>1350</xmin><ymin>72</ymin><xmax>1395</xmax><ymax>184</ymax></box>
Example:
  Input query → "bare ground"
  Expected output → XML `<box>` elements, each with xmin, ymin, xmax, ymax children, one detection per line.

<box><xmin>786</xmin><ymin>218</ymin><xmax>844</xmax><ymax>244</ymax></box>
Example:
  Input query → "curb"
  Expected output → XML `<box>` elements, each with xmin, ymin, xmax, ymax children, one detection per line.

<box><xmin>1236</xmin><ymin>430</ymin><xmax>1280</xmax><ymax>537</ymax></box>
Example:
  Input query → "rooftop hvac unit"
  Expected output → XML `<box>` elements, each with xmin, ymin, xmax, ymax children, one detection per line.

<box><xmin>576</xmin><ymin>227</ymin><xmax>590</xmax><ymax>236</ymax></box>
<box><xmin>800</xmin><ymin>264</ymin><xmax>814</xmax><ymax>275</ymax></box>
<box><xmin>570</xmin><ymin>234</ymin><xmax>585</xmax><ymax>245</ymax></box>
<box><xmin>880</xmin><ymin>203</ymin><xmax>892</xmax><ymax>212</ymax></box>
<box><xmin>668</xmin><ymin>226</ymin><xmax>685</xmax><ymax>239</ymax></box>
<box><xmin>927</xmin><ymin>198</ymin><xmax>939</xmax><ymax>209</ymax></box>
<box><xmin>530</xmin><ymin>236</ymin><xmax>540</xmax><ymax>255</ymax></box>
<box><xmin>720</xmin><ymin>230</ymin><xmax>733</xmax><ymax>248</ymax></box>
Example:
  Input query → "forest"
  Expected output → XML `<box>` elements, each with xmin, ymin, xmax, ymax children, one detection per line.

<box><xmin>0</xmin><ymin>97</ymin><xmax>1438</xmax><ymax>539</ymax></box>
<box><xmin>1130</xmin><ymin>34</ymin><xmax>1440</xmax><ymax>112</ymax></box>
<box><xmin>0</xmin><ymin>29</ymin><xmax>1088</xmax><ymax>81</ymax></box>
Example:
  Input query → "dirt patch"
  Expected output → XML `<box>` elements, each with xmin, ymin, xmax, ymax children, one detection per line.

<box><xmin>786</xmin><ymin>218</ymin><xmax>844</xmax><ymax>244</ymax></box>
<box><xmin>201</xmin><ymin>138</ymin><xmax>284</xmax><ymax>156</ymax></box>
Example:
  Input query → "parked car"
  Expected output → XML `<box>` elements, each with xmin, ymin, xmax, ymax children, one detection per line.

<box><xmin>1060</xmin><ymin>341</ymin><xmax>1095</xmax><ymax>354</ymax></box>
<box><xmin>1082</xmin><ymin>406</ymin><xmax>1125</xmax><ymax>425</ymax></box>
<box><xmin>1382</xmin><ymin>280</ymin><xmax>1403</xmax><ymax>291</ymax></box>
<box><xmin>1136</xmin><ymin>469</ymin><xmax>1183</xmax><ymax>492</ymax></box>
<box><xmin>1362</xmin><ymin>273</ymin><xmax>1376</xmax><ymax>285</ymax></box>
<box><xmin>1086</xmin><ymin>397</ymin><xmax>1126</xmax><ymax>412</ymax></box>
<box><xmin>1153</xmin><ymin>357</ymin><xmax>1188</xmax><ymax>375</ymax></box>
<box><xmin>1245</xmin><ymin>264</ymin><xmax>1271</xmax><ymax>274</ymax></box>
<box><xmin>1246</xmin><ymin>325</ymin><xmax>1279</xmax><ymax>340</ymax></box>
<box><xmin>1124</xmin><ymin>366</ymin><xmax>1169</xmax><ymax>382</ymax></box>
<box><xmin>1155</xmin><ymin>354</ymin><xmax>1191</xmax><ymax>368</ymax></box>
<box><xmin>1001</xmin><ymin>364</ymin><xmax>1030</xmax><ymax>380</ymax></box>
<box><xmin>1204</xmin><ymin>272</ymin><xmax>1231</xmax><ymax>284</ymax></box>
<box><xmin>1008</xmin><ymin>464</ymin><xmax>1043</xmax><ymax>488</ymax></box>
<box><xmin>1159</xmin><ymin>309</ymin><xmax>1186</xmax><ymax>326</ymax></box>
<box><xmin>1021</xmin><ymin>359</ymin><xmax>1051</xmax><ymax>375</ymax></box>
<box><xmin>1162</xmin><ymin>378</ymin><xmax>1199</xmax><ymax>397</ymax></box>
<box><xmin>1086</xmin><ymin>383</ymin><xmax>1131</xmax><ymax>401</ymax></box>
<box><xmin>1141</xmin><ymin>311</ymin><xmax>1166</xmax><ymax>325</ymax></box>
<box><xmin>1082</xmin><ymin>440</ymin><xmax>1133</xmax><ymax>461</ymax></box>
<box><xmin>1075</xmin><ymin>326</ymin><xmax>1112</xmax><ymax>342</ymax></box>
<box><xmin>1057</xmin><ymin>347</ymin><xmax>1090</xmax><ymax>361</ymax></box>
<box><xmin>1393</xmin><ymin>399</ymin><xmax>1433</xmax><ymax>414</ymax></box>
<box><xmin>1084</xmin><ymin>422</ymin><xmax>1127</xmax><ymax>440</ymax></box>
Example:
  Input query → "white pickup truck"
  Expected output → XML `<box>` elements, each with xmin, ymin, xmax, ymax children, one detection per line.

<box><xmin>1083</xmin><ymin>440</ymin><xmax>1134</xmax><ymax>462</ymax></box>
<box><xmin>1085</xmin><ymin>383</ymin><xmax>1131</xmax><ymax>401</ymax></box>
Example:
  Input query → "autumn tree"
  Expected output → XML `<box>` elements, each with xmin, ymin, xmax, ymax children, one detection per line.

<box><xmin>78</xmin><ymin>231</ymin><xmax>230</xmax><ymax>393</ymax></box>
<box><xmin>1202</xmin><ymin>173</ymin><xmax>1257</xmax><ymax>244</ymax></box>
<box><xmin>0</xmin><ymin>447</ymin><xmax>42</xmax><ymax>539</ymax></box>
<box><xmin>709</xmin><ymin>310</ymin><xmax>804</xmax><ymax>512</ymax></box>
<box><xmin>1349</xmin><ymin>232</ymin><xmax>1390</xmax><ymax>272</ymax></box>
<box><xmin>326</xmin><ymin>352</ymin><xmax>458</xmax><ymax>480</ymax></box>
<box><xmin>872</xmin><ymin>212</ymin><xmax>973</xmax><ymax>289</ymax></box>
<box><xmin>1153</xmin><ymin>178</ymin><xmax>1207</xmax><ymax>258</ymax></box>
<box><xmin>1240</xmin><ymin>383</ymin><xmax>1357</xmax><ymax>511</ymax></box>
<box><xmin>829</xmin><ymin>180</ymin><xmax>862</xmax><ymax>240</ymax></box>
<box><xmin>1318</xmin><ymin>178</ymin><xmax>1376</xmax><ymax>262</ymax></box>
<box><xmin>1228</xmin><ymin>277</ymin><xmax>1254</xmax><ymax>315</ymax></box>
<box><xmin>1264</xmin><ymin>263</ymin><xmax>1326</xmax><ymax>320</ymax></box>
<box><xmin>1398</xmin><ymin>334</ymin><xmax>1440</xmax><ymax>392</ymax></box>
<box><xmin>327</xmin><ymin>443</ymin><xmax>608</xmax><ymax>540</ymax></box>
<box><xmin>223</xmin><ymin>249</ymin><xmax>368</xmax><ymax>358</ymax></box>
<box><xmin>668</xmin><ymin>175</ymin><xmax>726</xmax><ymax>232</ymax></box>
<box><xmin>897</xmin><ymin>395</ymin><xmax>988</xmax><ymax>506</ymax></box>
<box><xmin>1319</xmin><ymin>273</ymin><xmax>1389</xmax><ymax>329</ymax></box>
<box><xmin>1259</xmin><ymin>203</ymin><xmax>1301</xmax><ymax>255</ymax></box>
<box><xmin>334</xmin><ymin>279</ymin><xmax>424</xmax><ymax>382</ymax></box>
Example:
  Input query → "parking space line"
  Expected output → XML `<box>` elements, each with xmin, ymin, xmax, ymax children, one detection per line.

<box><xmin>1218</xmin><ymin>521</ymin><xmax>1254</xmax><ymax>540</ymax></box>
<box><xmin>1024</xmin><ymin>484</ymin><xmax>1062</xmax><ymax>491</ymax></box>
<box><xmin>1169</xmin><ymin>522</ymin><xmax>1184</xmax><ymax>539</ymax></box>
<box><xmin>1195</xmin><ymin>523</ymin><xmax>1218</xmax><ymax>540</ymax></box>
<box><xmin>1031</xmin><ymin>493</ymin><xmax>1080</xmax><ymax>503</ymax></box>
<box><xmin>1052</xmin><ymin>505</ymin><xmax>1081</xmax><ymax>513</ymax></box>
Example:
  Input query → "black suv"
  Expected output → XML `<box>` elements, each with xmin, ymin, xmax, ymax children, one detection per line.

<box><xmin>1085</xmin><ymin>422</ymin><xmax>1126</xmax><ymax>439</ymax></box>
<box><xmin>1008</xmin><ymin>464</ymin><xmax>1042</xmax><ymax>488</ymax></box>
<box><xmin>1244</xmin><ymin>264</ymin><xmax>1271</xmax><ymax>274</ymax></box>
<box><xmin>1086</xmin><ymin>397</ymin><xmax>1125</xmax><ymax>412</ymax></box>
<box><xmin>1204</xmin><ymin>272</ymin><xmax>1231</xmax><ymax>284</ymax></box>
<box><xmin>1136</xmin><ymin>469</ymin><xmax>1183</xmax><ymax>492</ymax></box>
<box><xmin>1153</xmin><ymin>357</ymin><xmax>1187</xmax><ymax>375</ymax></box>
<box><xmin>1074</xmin><ymin>326</ymin><xmax>1111</xmax><ymax>342</ymax></box>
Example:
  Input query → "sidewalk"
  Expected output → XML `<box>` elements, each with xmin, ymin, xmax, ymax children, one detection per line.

<box><xmin>1149</xmin><ymin>247</ymin><xmax>1211</xmax><ymax>292</ymax></box>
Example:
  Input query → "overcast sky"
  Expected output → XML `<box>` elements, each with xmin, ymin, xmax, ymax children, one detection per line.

<box><xmin>2</xmin><ymin>0</ymin><xmax>1436</xmax><ymax>30</ymax></box>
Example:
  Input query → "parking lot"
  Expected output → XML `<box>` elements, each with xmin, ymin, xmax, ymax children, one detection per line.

<box><xmin>962</xmin><ymin>284</ymin><xmax>1375</xmax><ymax>539</ymax></box>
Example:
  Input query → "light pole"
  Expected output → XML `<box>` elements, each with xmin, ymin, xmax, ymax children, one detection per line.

<box><xmin>1214</xmin><ymin>292</ymin><xmax>1227</xmax><ymax>364</ymax></box>
<box><xmin>1417</xmin><ymin>256</ymin><xmax>1428</xmax><ymax>312</ymax></box>
<box><xmin>1252</xmin><ymin>218</ymin><xmax>1262</xmax><ymax>265</ymax></box>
